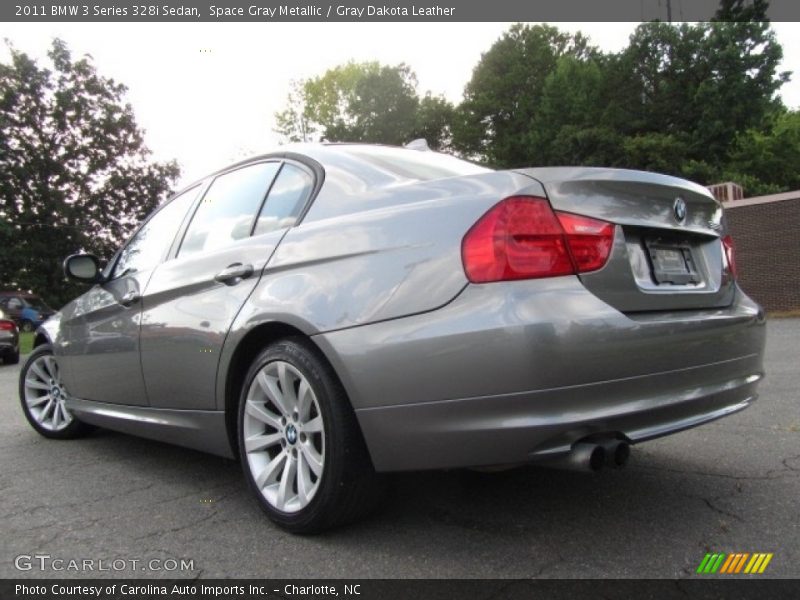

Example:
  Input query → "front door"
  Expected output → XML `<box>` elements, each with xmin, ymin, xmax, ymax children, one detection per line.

<box><xmin>58</xmin><ymin>185</ymin><xmax>202</xmax><ymax>405</ymax></box>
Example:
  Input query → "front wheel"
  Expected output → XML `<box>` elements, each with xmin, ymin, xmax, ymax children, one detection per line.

<box><xmin>19</xmin><ymin>344</ymin><xmax>94</xmax><ymax>439</ymax></box>
<box><xmin>238</xmin><ymin>338</ymin><xmax>384</xmax><ymax>533</ymax></box>
<box><xmin>20</xmin><ymin>320</ymin><xmax>34</xmax><ymax>333</ymax></box>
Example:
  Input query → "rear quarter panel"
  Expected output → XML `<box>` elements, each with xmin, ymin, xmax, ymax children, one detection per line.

<box><xmin>245</xmin><ymin>171</ymin><xmax>542</xmax><ymax>332</ymax></box>
<box><xmin>215</xmin><ymin>171</ymin><xmax>543</xmax><ymax>410</ymax></box>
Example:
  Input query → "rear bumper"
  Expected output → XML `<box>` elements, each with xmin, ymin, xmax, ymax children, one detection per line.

<box><xmin>0</xmin><ymin>344</ymin><xmax>18</xmax><ymax>356</ymax></box>
<box><xmin>355</xmin><ymin>357</ymin><xmax>759</xmax><ymax>470</ymax></box>
<box><xmin>0</xmin><ymin>332</ymin><xmax>18</xmax><ymax>355</ymax></box>
<box><xmin>314</xmin><ymin>277</ymin><xmax>766</xmax><ymax>472</ymax></box>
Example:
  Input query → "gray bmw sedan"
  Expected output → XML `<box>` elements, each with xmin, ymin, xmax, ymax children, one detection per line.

<box><xmin>19</xmin><ymin>143</ymin><xmax>765</xmax><ymax>532</ymax></box>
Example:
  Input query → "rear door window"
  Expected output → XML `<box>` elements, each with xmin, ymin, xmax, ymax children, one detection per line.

<box><xmin>179</xmin><ymin>162</ymin><xmax>280</xmax><ymax>257</ymax></box>
<box><xmin>253</xmin><ymin>163</ymin><xmax>314</xmax><ymax>237</ymax></box>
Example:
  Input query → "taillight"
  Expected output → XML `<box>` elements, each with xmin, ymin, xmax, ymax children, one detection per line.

<box><xmin>556</xmin><ymin>212</ymin><xmax>615</xmax><ymax>273</ymax></box>
<box><xmin>0</xmin><ymin>321</ymin><xmax>15</xmax><ymax>331</ymax></box>
<box><xmin>722</xmin><ymin>234</ymin><xmax>737</xmax><ymax>279</ymax></box>
<box><xmin>462</xmin><ymin>196</ymin><xmax>615</xmax><ymax>283</ymax></box>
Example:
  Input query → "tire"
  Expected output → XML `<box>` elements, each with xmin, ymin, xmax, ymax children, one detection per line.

<box><xmin>18</xmin><ymin>344</ymin><xmax>94</xmax><ymax>439</ymax></box>
<box><xmin>238</xmin><ymin>337</ymin><xmax>384</xmax><ymax>533</ymax></box>
<box><xmin>4</xmin><ymin>350</ymin><xmax>20</xmax><ymax>365</ymax></box>
<box><xmin>20</xmin><ymin>320</ymin><xmax>34</xmax><ymax>333</ymax></box>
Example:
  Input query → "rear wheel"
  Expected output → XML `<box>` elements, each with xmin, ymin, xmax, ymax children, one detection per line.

<box><xmin>238</xmin><ymin>338</ymin><xmax>383</xmax><ymax>533</ymax></box>
<box><xmin>19</xmin><ymin>344</ymin><xmax>94</xmax><ymax>439</ymax></box>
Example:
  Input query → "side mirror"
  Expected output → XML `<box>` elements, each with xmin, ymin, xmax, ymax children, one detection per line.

<box><xmin>63</xmin><ymin>254</ymin><xmax>105</xmax><ymax>284</ymax></box>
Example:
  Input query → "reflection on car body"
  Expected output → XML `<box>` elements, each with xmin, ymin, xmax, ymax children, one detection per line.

<box><xmin>19</xmin><ymin>143</ymin><xmax>765</xmax><ymax>532</ymax></box>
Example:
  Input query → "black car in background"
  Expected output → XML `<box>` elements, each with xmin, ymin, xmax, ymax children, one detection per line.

<box><xmin>0</xmin><ymin>308</ymin><xmax>20</xmax><ymax>365</ymax></box>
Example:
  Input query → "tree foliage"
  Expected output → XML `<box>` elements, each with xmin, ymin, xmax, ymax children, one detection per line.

<box><xmin>453</xmin><ymin>24</ymin><xmax>595</xmax><ymax>165</ymax></box>
<box><xmin>452</xmin><ymin>11</ymin><xmax>790</xmax><ymax>193</ymax></box>
<box><xmin>274</xmin><ymin>61</ymin><xmax>454</xmax><ymax>150</ymax></box>
<box><xmin>0</xmin><ymin>40</ymin><xmax>179</xmax><ymax>306</ymax></box>
<box><xmin>274</xmin><ymin>9</ymin><xmax>794</xmax><ymax>197</ymax></box>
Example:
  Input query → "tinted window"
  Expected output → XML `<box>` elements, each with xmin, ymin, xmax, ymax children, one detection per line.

<box><xmin>113</xmin><ymin>186</ymin><xmax>201</xmax><ymax>278</ymax></box>
<box><xmin>180</xmin><ymin>162</ymin><xmax>280</xmax><ymax>257</ymax></box>
<box><xmin>253</xmin><ymin>164</ymin><xmax>313</xmax><ymax>236</ymax></box>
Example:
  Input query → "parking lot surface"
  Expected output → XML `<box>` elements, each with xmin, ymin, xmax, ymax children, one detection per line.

<box><xmin>1</xmin><ymin>320</ymin><xmax>798</xmax><ymax>578</ymax></box>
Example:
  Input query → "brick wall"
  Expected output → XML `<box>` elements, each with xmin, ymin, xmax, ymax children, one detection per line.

<box><xmin>724</xmin><ymin>197</ymin><xmax>800</xmax><ymax>312</ymax></box>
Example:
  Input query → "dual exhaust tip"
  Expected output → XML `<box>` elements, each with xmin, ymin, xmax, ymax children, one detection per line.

<box><xmin>544</xmin><ymin>439</ymin><xmax>630</xmax><ymax>472</ymax></box>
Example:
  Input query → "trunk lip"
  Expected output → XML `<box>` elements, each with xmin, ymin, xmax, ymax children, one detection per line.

<box><xmin>512</xmin><ymin>166</ymin><xmax>716</xmax><ymax>203</ymax></box>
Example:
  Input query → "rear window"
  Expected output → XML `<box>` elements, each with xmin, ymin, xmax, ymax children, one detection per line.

<box><xmin>336</xmin><ymin>146</ymin><xmax>491</xmax><ymax>182</ymax></box>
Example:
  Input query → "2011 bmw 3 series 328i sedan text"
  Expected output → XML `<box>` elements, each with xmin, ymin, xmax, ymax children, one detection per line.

<box><xmin>19</xmin><ymin>143</ymin><xmax>766</xmax><ymax>532</ymax></box>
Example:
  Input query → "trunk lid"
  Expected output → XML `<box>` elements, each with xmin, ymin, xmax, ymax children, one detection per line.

<box><xmin>515</xmin><ymin>167</ymin><xmax>733</xmax><ymax>312</ymax></box>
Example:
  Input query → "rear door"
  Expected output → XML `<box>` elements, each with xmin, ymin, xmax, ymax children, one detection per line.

<box><xmin>140</xmin><ymin>160</ymin><xmax>316</xmax><ymax>409</ymax></box>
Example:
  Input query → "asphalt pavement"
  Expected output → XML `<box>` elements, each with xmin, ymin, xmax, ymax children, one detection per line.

<box><xmin>1</xmin><ymin>319</ymin><xmax>798</xmax><ymax>579</ymax></box>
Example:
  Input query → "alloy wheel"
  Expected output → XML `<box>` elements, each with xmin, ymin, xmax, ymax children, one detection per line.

<box><xmin>243</xmin><ymin>360</ymin><xmax>325</xmax><ymax>513</ymax></box>
<box><xmin>23</xmin><ymin>354</ymin><xmax>74</xmax><ymax>432</ymax></box>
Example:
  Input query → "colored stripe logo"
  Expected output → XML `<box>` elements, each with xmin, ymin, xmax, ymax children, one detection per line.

<box><xmin>696</xmin><ymin>552</ymin><xmax>773</xmax><ymax>574</ymax></box>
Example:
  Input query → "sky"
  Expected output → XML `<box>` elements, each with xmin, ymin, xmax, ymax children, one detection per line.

<box><xmin>2</xmin><ymin>21</ymin><xmax>799</xmax><ymax>186</ymax></box>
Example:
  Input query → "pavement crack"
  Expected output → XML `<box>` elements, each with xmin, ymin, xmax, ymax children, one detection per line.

<box><xmin>699</xmin><ymin>496</ymin><xmax>745</xmax><ymax>522</ymax></box>
<box><xmin>132</xmin><ymin>506</ymin><xmax>222</xmax><ymax>541</ymax></box>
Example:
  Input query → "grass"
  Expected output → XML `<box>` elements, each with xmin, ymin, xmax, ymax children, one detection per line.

<box><xmin>19</xmin><ymin>331</ymin><xmax>34</xmax><ymax>355</ymax></box>
<box><xmin>768</xmin><ymin>309</ymin><xmax>800</xmax><ymax>319</ymax></box>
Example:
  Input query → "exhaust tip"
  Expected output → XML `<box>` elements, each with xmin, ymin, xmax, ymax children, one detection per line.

<box><xmin>599</xmin><ymin>439</ymin><xmax>630</xmax><ymax>468</ymax></box>
<box><xmin>587</xmin><ymin>444</ymin><xmax>606</xmax><ymax>471</ymax></box>
<box><xmin>613</xmin><ymin>442</ymin><xmax>630</xmax><ymax>467</ymax></box>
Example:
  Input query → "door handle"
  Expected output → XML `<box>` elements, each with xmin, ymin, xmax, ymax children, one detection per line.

<box><xmin>214</xmin><ymin>263</ymin><xmax>254</xmax><ymax>285</ymax></box>
<box><xmin>120</xmin><ymin>290</ymin><xmax>140</xmax><ymax>306</ymax></box>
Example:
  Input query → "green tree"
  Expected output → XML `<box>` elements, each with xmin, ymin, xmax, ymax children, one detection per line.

<box><xmin>530</xmin><ymin>55</ymin><xmax>624</xmax><ymax>166</ymax></box>
<box><xmin>457</xmin><ymin>14</ymin><xmax>790</xmax><ymax>195</ymax></box>
<box><xmin>452</xmin><ymin>23</ymin><xmax>595</xmax><ymax>166</ymax></box>
<box><xmin>273</xmin><ymin>79</ymin><xmax>313</xmax><ymax>143</ymax></box>
<box><xmin>0</xmin><ymin>40</ymin><xmax>179</xmax><ymax>307</ymax></box>
<box><xmin>612</xmin><ymin>17</ymin><xmax>787</xmax><ymax>172</ymax></box>
<box><xmin>413</xmin><ymin>94</ymin><xmax>455</xmax><ymax>151</ymax></box>
<box><xmin>722</xmin><ymin>110</ymin><xmax>800</xmax><ymax>195</ymax></box>
<box><xmin>274</xmin><ymin>62</ymin><xmax>454</xmax><ymax>149</ymax></box>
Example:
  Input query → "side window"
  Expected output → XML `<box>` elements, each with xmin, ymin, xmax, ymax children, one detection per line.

<box><xmin>253</xmin><ymin>163</ymin><xmax>314</xmax><ymax>237</ymax></box>
<box><xmin>179</xmin><ymin>162</ymin><xmax>280</xmax><ymax>257</ymax></box>
<box><xmin>112</xmin><ymin>186</ymin><xmax>201</xmax><ymax>279</ymax></box>
<box><xmin>8</xmin><ymin>298</ymin><xmax>21</xmax><ymax>310</ymax></box>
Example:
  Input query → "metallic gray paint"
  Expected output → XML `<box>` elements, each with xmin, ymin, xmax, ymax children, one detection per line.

<box><xmin>65</xmin><ymin>397</ymin><xmax>234</xmax><ymax>458</ymax></box>
<box><xmin>317</xmin><ymin>280</ymin><xmax>764</xmax><ymax>470</ymax></box>
<box><xmin>57</xmin><ymin>270</ymin><xmax>152</xmax><ymax>405</ymax></box>
<box><xmin>141</xmin><ymin>228</ymin><xmax>288</xmax><ymax>410</ymax></box>
<box><xmin>39</xmin><ymin>145</ymin><xmax>767</xmax><ymax>473</ymax></box>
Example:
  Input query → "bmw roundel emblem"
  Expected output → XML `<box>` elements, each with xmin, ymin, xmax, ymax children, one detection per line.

<box><xmin>673</xmin><ymin>197</ymin><xmax>687</xmax><ymax>223</ymax></box>
<box><xmin>286</xmin><ymin>425</ymin><xmax>298</xmax><ymax>445</ymax></box>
